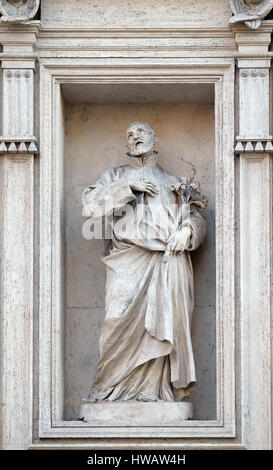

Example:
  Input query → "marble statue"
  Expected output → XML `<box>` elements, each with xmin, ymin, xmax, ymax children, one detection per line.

<box><xmin>0</xmin><ymin>0</ymin><xmax>39</xmax><ymax>23</ymax></box>
<box><xmin>229</xmin><ymin>0</ymin><xmax>273</xmax><ymax>29</ymax></box>
<box><xmin>82</xmin><ymin>122</ymin><xmax>207</xmax><ymax>403</ymax></box>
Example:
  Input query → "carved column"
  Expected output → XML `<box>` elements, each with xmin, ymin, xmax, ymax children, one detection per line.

<box><xmin>234</xmin><ymin>27</ymin><xmax>272</xmax><ymax>450</ymax></box>
<box><xmin>0</xmin><ymin>26</ymin><xmax>39</xmax><ymax>449</ymax></box>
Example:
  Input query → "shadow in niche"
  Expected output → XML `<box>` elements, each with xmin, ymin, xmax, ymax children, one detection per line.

<box><xmin>62</xmin><ymin>83</ymin><xmax>216</xmax><ymax>422</ymax></box>
<box><xmin>190</xmin><ymin>208</ymin><xmax>216</xmax><ymax>421</ymax></box>
<box><xmin>265</xmin><ymin>9</ymin><xmax>273</xmax><ymax>20</ymax></box>
<box><xmin>35</xmin><ymin>3</ymin><xmax>41</xmax><ymax>21</ymax></box>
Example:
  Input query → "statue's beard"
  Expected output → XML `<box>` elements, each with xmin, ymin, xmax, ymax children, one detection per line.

<box><xmin>128</xmin><ymin>141</ymin><xmax>154</xmax><ymax>157</ymax></box>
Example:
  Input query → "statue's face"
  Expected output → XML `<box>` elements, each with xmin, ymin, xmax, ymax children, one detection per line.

<box><xmin>126</xmin><ymin>122</ymin><xmax>155</xmax><ymax>157</ymax></box>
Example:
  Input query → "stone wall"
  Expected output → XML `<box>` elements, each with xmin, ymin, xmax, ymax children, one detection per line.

<box><xmin>41</xmin><ymin>0</ymin><xmax>231</xmax><ymax>28</ymax></box>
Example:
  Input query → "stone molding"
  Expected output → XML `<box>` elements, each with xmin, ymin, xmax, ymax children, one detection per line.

<box><xmin>0</xmin><ymin>139</ymin><xmax>38</xmax><ymax>154</ymax></box>
<box><xmin>235</xmin><ymin>138</ymin><xmax>273</xmax><ymax>153</ymax></box>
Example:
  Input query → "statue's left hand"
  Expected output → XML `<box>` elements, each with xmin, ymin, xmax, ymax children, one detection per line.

<box><xmin>168</xmin><ymin>226</ymin><xmax>192</xmax><ymax>252</ymax></box>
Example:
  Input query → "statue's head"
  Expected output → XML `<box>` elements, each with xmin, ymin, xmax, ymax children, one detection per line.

<box><xmin>126</xmin><ymin>121</ymin><xmax>156</xmax><ymax>157</ymax></box>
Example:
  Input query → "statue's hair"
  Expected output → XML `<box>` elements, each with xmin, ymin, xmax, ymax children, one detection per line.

<box><xmin>127</xmin><ymin>121</ymin><xmax>155</xmax><ymax>137</ymax></box>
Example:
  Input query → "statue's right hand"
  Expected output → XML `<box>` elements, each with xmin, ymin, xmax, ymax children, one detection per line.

<box><xmin>129</xmin><ymin>181</ymin><xmax>159</xmax><ymax>197</ymax></box>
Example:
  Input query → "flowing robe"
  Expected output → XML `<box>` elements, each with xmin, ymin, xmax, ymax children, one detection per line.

<box><xmin>82</xmin><ymin>152</ymin><xmax>206</xmax><ymax>402</ymax></box>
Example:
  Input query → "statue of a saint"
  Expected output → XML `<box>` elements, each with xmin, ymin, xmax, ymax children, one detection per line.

<box><xmin>81</xmin><ymin>122</ymin><xmax>206</xmax><ymax>403</ymax></box>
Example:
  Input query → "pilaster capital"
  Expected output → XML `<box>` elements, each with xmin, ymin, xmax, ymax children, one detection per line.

<box><xmin>231</xmin><ymin>23</ymin><xmax>273</xmax><ymax>145</ymax></box>
<box><xmin>0</xmin><ymin>22</ymin><xmax>40</xmax><ymax>68</ymax></box>
<box><xmin>236</xmin><ymin>62</ymin><xmax>271</xmax><ymax>141</ymax></box>
<box><xmin>231</xmin><ymin>22</ymin><xmax>273</xmax><ymax>56</ymax></box>
<box><xmin>0</xmin><ymin>21</ymin><xmax>39</xmax><ymax>150</ymax></box>
<box><xmin>0</xmin><ymin>66</ymin><xmax>36</xmax><ymax>150</ymax></box>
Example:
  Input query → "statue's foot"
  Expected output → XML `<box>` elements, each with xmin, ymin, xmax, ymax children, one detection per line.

<box><xmin>136</xmin><ymin>392</ymin><xmax>158</xmax><ymax>402</ymax></box>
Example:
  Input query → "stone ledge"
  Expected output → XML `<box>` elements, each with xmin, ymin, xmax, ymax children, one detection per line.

<box><xmin>80</xmin><ymin>401</ymin><xmax>193</xmax><ymax>426</ymax></box>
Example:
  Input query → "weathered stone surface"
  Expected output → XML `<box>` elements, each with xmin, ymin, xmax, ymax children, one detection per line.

<box><xmin>80</xmin><ymin>401</ymin><xmax>193</xmax><ymax>424</ymax></box>
<box><xmin>41</xmin><ymin>0</ymin><xmax>231</xmax><ymax>28</ymax></box>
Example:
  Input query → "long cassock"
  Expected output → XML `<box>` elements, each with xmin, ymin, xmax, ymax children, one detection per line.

<box><xmin>82</xmin><ymin>151</ymin><xmax>206</xmax><ymax>402</ymax></box>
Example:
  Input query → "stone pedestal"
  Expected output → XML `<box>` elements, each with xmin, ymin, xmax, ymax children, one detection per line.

<box><xmin>80</xmin><ymin>401</ymin><xmax>193</xmax><ymax>425</ymax></box>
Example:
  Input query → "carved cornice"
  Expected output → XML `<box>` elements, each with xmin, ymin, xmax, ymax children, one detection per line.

<box><xmin>0</xmin><ymin>0</ymin><xmax>39</xmax><ymax>24</ymax></box>
<box><xmin>235</xmin><ymin>138</ymin><xmax>273</xmax><ymax>153</ymax></box>
<box><xmin>0</xmin><ymin>138</ymin><xmax>38</xmax><ymax>154</ymax></box>
<box><xmin>229</xmin><ymin>0</ymin><xmax>273</xmax><ymax>29</ymax></box>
